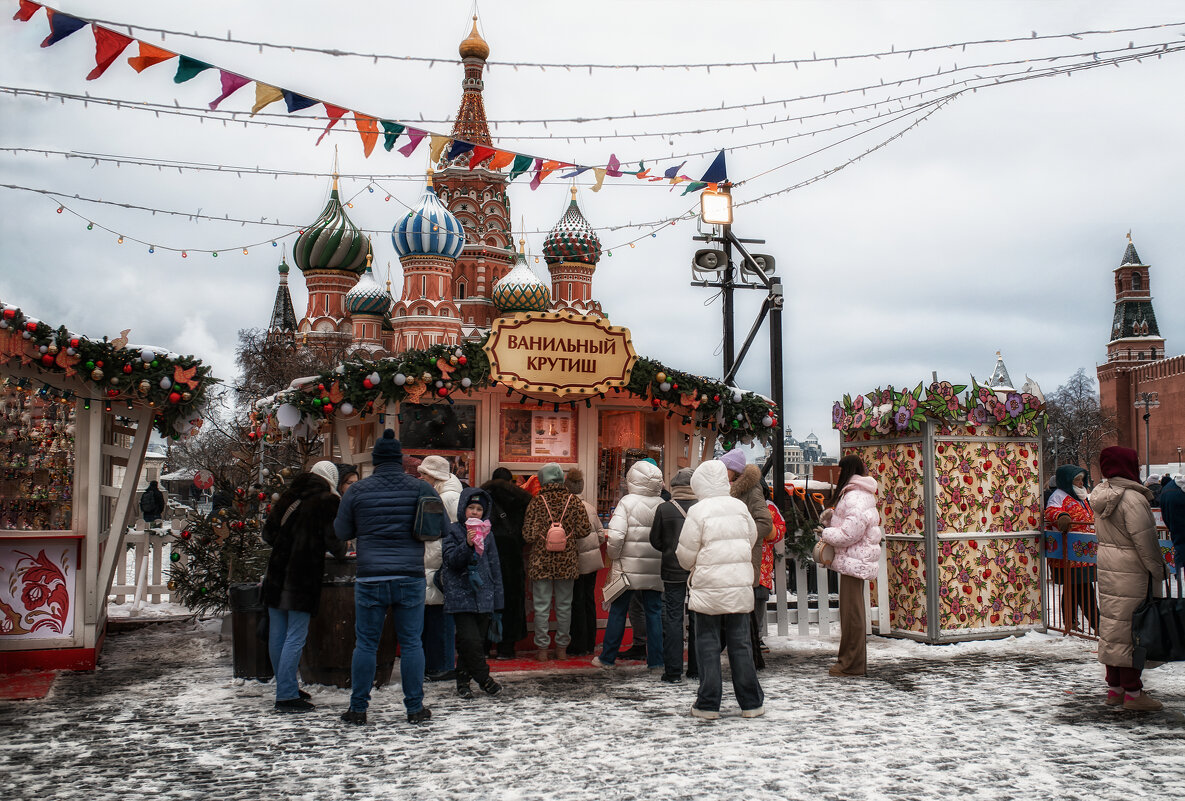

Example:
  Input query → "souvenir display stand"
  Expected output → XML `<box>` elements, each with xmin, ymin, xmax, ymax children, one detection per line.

<box><xmin>0</xmin><ymin>303</ymin><xmax>211</xmax><ymax>671</ymax></box>
<box><xmin>833</xmin><ymin>379</ymin><xmax>1046</xmax><ymax>643</ymax></box>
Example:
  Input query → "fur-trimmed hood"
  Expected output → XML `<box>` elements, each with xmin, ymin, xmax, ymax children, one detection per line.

<box><xmin>729</xmin><ymin>463</ymin><xmax>765</xmax><ymax>501</ymax></box>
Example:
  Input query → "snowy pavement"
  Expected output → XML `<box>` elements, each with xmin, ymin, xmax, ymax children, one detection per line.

<box><xmin>1</xmin><ymin>620</ymin><xmax>1183</xmax><ymax>801</ymax></box>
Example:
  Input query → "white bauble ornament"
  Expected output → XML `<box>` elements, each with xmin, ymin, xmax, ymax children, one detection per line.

<box><xmin>393</xmin><ymin>373</ymin><xmax>407</xmax><ymax>385</ymax></box>
<box><xmin>659</xmin><ymin>382</ymin><xmax>671</xmax><ymax>392</ymax></box>
<box><xmin>732</xmin><ymin>391</ymin><xmax>742</xmax><ymax>403</ymax></box>
<box><xmin>140</xmin><ymin>348</ymin><xmax>154</xmax><ymax>363</ymax></box>
<box><xmin>762</xmin><ymin>416</ymin><xmax>773</xmax><ymax>427</ymax></box>
<box><xmin>159</xmin><ymin>377</ymin><xmax>172</xmax><ymax>389</ymax></box>
<box><xmin>460</xmin><ymin>377</ymin><xmax>472</xmax><ymax>388</ymax></box>
<box><xmin>339</xmin><ymin>402</ymin><xmax>354</xmax><ymax>415</ymax></box>
<box><xmin>276</xmin><ymin>403</ymin><xmax>301</xmax><ymax>428</ymax></box>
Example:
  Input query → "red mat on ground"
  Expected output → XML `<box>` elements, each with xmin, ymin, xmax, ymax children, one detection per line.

<box><xmin>0</xmin><ymin>670</ymin><xmax>57</xmax><ymax>700</ymax></box>
<box><xmin>488</xmin><ymin>653</ymin><xmax>646</xmax><ymax>673</ymax></box>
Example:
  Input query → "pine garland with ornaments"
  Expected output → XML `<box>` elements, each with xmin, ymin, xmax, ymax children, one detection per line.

<box><xmin>249</xmin><ymin>335</ymin><xmax>779</xmax><ymax>446</ymax></box>
<box><xmin>0</xmin><ymin>301</ymin><xmax>214</xmax><ymax>438</ymax></box>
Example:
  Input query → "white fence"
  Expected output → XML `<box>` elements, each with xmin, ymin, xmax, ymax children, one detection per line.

<box><xmin>766</xmin><ymin>540</ymin><xmax>887</xmax><ymax>637</ymax></box>
<box><xmin>109</xmin><ymin>518</ymin><xmax>187</xmax><ymax>609</ymax></box>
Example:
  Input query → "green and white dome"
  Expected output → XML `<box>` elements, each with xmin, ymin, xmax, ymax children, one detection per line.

<box><xmin>345</xmin><ymin>262</ymin><xmax>390</xmax><ymax>316</ymax></box>
<box><xmin>293</xmin><ymin>179</ymin><xmax>371</xmax><ymax>274</ymax></box>
<box><xmin>493</xmin><ymin>246</ymin><xmax>551</xmax><ymax>314</ymax></box>
<box><xmin>542</xmin><ymin>188</ymin><xmax>601</xmax><ymax>266</ymax></box>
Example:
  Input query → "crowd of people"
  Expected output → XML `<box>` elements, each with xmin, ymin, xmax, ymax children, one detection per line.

<box><xmin>256</xmin><ymin>430</ymin><xmax>1180</xmax><ymax>725</ymax></box>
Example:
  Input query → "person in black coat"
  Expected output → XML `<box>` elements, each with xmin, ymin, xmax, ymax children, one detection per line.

<box><xmin>648</xmin><ymin>467</ymin><xmax>698</xmax><ymax>683</ymax></box>
<box><xmin>481</xmin><ymin>468</ymin><xmax>533</xmax><ymax>659</ymax></box>
<box><xmin>139</xmin><ymin>481</ymin><xmax>165</xmax><ymax>523</ymax></box>
<box><xmin>261</xmin><ymin>461</ymin><xmax>345</xmax><ymax>712</ymax></box>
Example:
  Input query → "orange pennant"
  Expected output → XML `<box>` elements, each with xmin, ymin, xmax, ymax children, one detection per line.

<box><xmin>353</xmin><ymin>112</ymin><xmax>378</xmax><ymax>158</ymax></box>
<box><xmin>538</xmin><ymin>160</ymin><xmax>562</xmax><ymax>182</ymax></box>
<box><xmin>486</xmin><ymin>150</ymin><xmax>515</xmax><ymax>171</ymax></box>
<box><xmin>127</xmin><ymin>42</ymin><xmax>174</xmax><ymax>73</ymax></box>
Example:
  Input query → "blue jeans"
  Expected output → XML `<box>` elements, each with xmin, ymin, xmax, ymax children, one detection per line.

<box><xmin>599</xmin><ymin>588</ymin><xmax>663</xmax><ymax>668</ymax></box>
<box><xmin>694</xmin><ymin>612</ymin><xmax>764</xmax><ymax>713</ymax></box>
<box><xmin>350</xmin><ymin>578</ymin><xmax>425</xmax><ymax>715</ymax></box>
<box><xmin>267</xmin><ymin>607</ymin><xmax>311</xmax><ymax>702</ymax></box>
<box><xmin>423</xmin><ymin>605</ymin><xmax>456</xmax><ymax>674</ymax></box>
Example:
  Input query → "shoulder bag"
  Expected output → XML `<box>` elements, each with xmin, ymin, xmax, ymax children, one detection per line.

<box><xmin>1131</xmin><ymin>574</ymin><xmax>1185</xmax><ymax>669</ymax></box>
<box><xmin>414</xmin><ymin>495</ymin><xmax>446</xmax><ymax>542</ymax></box>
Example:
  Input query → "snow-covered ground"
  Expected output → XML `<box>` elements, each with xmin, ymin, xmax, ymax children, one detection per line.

<box><xmin>1</xmin><ymin>619</ymin><xmax>1182</xmax><ymax>801</ymax></box>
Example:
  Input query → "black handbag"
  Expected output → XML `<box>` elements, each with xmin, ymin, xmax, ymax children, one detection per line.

<box><xmin>1131</xmin><ymin>575</ymin><xmax>1185</xmax><ymax>669</ymax></box>
<box><xmin>414</xmin><ymin>496</ymin><xmax>446</xmax><ymax>542</ymax></box>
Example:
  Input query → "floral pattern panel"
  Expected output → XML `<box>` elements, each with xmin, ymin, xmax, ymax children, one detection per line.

<box><xmin>885</xmin><ymin>539</ymin><xmax>927</xmax><ymax>634</ymax></box>
<box><xmin>0</xmin><ymin>540</ymin><xmax>74</xmax><ymax>638</ymax></box>
<box><xmin>934</xmin><ymin>440</ymin><xmax>1042</xmax><ymax>533</ymax></box>
<box><xmin>844</xmin><ymin>440</ymin><xmax>925</xmax><ymax>536</ymax></box>
<box><xmin>936</xmin><ymin>537</ymin><xmax>1042</xmax><ymax>632</ymax></box>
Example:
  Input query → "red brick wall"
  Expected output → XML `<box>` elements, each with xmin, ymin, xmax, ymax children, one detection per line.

<box><xmin>1099</xmin><ymin>354</ymin><xmax>1185</xmax><ymax>468</ymax></box>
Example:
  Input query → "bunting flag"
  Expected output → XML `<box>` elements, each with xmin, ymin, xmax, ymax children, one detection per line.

<box><xmin>208</xmin><ymin>70</ymin><xmax>250</xmax><ymax>110</ymax></box>
<box><xmin>664</xmin><ymin>161</ymin><xmax>688</xmax><ymax>181</ymax></box>
<box><xmin>486</xmin><ymin>150</ymin><xmax>515</xmax><ymax>171</ymax></box>
<box><xmin>700</xmin><ymin>150</ymin><xmax>728</xmax><ymax>184</ymax></box>
<box><xmin>316</xmin><ymin>104</ymin><xmax>348</xmax><ymax>145</ymax></box>
<box><xmin>282</xmin><ymin>91</ymin><xmax>317</xmax><ymax>113</ymax></box>
<box><xmin>353</xmin><ymin>112</ymin><xmax>379</xmax><ymax>157</ymax></box>
<box><xmin>591</xmin><ymin>168</ymin><xmax>607</xmax><ymax>192</ymax></box>
<box><xmin>41</xmin><ymin>9</ymin><xmax>86</xmax><ymax>47</ymax></box>
<box><xmin>13</xmin><ymin>0</ymin><xmax>40</xmax><ymax>22</ymax></box>
<box><xmin>681</xmin><ymin>181</ymin><xmax>708</xmax><ymax>196</ymax></box>
<box><xmin>428</xmin><ymin>134</ymin><xmax>450</xmax><ymax>163</ymax></box>
<box><xmin>251</xmin><ymin>83</ymin><xmax>283</xmax><ymax>115</ymax></box>
<box><xmin>174</xmin><ymin>55</ymin><xmax>212</xmax><ymax>83</ymax></box>
<box><xmin>86</xmin><ymin>26</ymin><xmax>133</xmax><ymax>80</ymax></box>
<box><xmin>635</xmin><ymin>162</ymin><xmax>652</xmax><ymax>180</ymax></box>
<box><xmin>508</xmin><ymin>154</ymin><xmax>534</xmax><ymax>181</ymax></box>
<box><xmin>381</xmin><ymin>121</ymin><xmax>405</xmax><ymax>151</ymax></box>
<box><xmin>606</xmin><ymin>154</ymin><xmax>622</xmax><ymax>178</ymax></box>
<box><xmin>396</xmin><ymin>128</ymin><xmax>427</xmax><ymax>157</ymax></box>
<box><xmin>127</xmin><ymin>42</ymin><xmax>174</xmax><ymax>73</ymax></box>
<box><xmin>530</xmin><ymin>159</ymin><xmax>564</xmax><ymax>190</ymax></box>
<box><xmin>558</xmin><ymin>167</ymin><xmax>591</xmax><ymax>179</ymax></box>
<box><xmin>446</xmin><ymin>140</ymin><xmax>476</xmax><ymax>162</ymax></box>
<box><xmin>469</xmin><ymin>145</ymin><xmax>496</xmax><ymax>169</ymax></box>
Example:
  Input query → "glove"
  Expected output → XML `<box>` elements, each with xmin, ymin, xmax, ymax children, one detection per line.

<box><xmin>819</xmin><ymin>508</ymin><xmax>834</xmax><ymax>526</ymax></box>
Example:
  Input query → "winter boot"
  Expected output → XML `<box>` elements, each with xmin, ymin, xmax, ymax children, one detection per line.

<box><xmin>457</xmin><ymin>681</ymin><xmax>474</xmax><ymax>700</ymax></box>
<box><xmin>690</xmin><ymin>705</ymin><xmax>720</xmax><ymax>720</ymax></box>
<box><xmin>555</xmin><ymin>646</ymin><xmax>568</xmax><ymax>660</ymax></box>
<box><xmin>480</xmin><ymin>677</ymin><xmax>503</xmax><ymax>696</ymax></box>
<box><xmin>407</xmin><ymin>707</ymin><xmax>433</xmax><ymax>725</ymax></box>
<box><xmin>1123</xmin><ymin>691</ymin><xmax>1163</xmax><ymax>712</ymax></box>
<box><xmin>1105</xmin><ymin>687</ymin><xmax>1123</xmax><ymax>706</ymax></box>
<box><xmin>274</xmin><ymin>698</ymin><xmax>315</xmax><ymax>713</ymax></box>
<box><xmin>535</xmin><ymin>648</ymin><xmax>550</xmax><ymax>662</ymax></box>
<box><xmin>340</xmin><ymin>709</ymin><xmax>367</xmax><ymax>725</ymax></box>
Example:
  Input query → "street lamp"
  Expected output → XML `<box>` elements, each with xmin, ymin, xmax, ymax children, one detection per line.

<box><xmin>1047</xmin><ymin>431</ymin><xmax>1065</xmax><ymax>468</ymax></box>
<box><xmin>1177</xmin><ymin>446</ymin><xmax>1182</xmax><ymax>474</ymax></box>
<box><xmin>1134</xmin><ymin>391</ymin><xmax>1160</xmax><ymax>481</ymax></box>
<box><xmin>699</xmin><ymin>185</ymin><xmax>733</xmax><ymax>226</ymax></box>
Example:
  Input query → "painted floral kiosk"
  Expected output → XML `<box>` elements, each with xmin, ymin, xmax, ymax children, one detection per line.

<box><xmin>833</xmin><ymin>375</ymin><xmax>1046</xmax><ymax>643</ymax></box>
<box><xmin>0</xmin><ymin>301</ymin><xmax>212</xmax><ymax>671</ymax></box>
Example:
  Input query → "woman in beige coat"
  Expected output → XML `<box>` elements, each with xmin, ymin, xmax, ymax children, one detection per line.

<box><xmin>1088</xmin><ymin>446</ymin><xmax>1169</xmax><ymax>712</ymax></box>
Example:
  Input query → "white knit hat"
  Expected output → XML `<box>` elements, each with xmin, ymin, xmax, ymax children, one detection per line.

<box><xmin>310</xmin><ymin>460</ymin><xmax>340</xmax><ymax>497</ymax></box>
<box><xmin>417</xmin><ymin>454</ymin><xmax>453</xmax><ymax>482</ymax></box>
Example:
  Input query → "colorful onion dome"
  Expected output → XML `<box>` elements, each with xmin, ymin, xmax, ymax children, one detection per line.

<box><xmin>458</xmin><ymin>16</ymin><xmax>490</xmax><ymax>60</ymax></box>
<box><xmin>277</xmin><ymin>256</ymin><xmax>290</xmax><ymax>276</ymax></box>
<box><xmin>542</xmin><ymin>187</ymin><xmax>602</xmax><ymax>266</ymax></box>
<box><xmin>345</xmin><ymin>258</ymin><xmax>389</xmax><ymax>316</ymax></box>
<box><xmin>293</xmin><ymin>179</ymin><xmax>371</xmax><ymax>274</ymax></box>
<box><xmin>493</xmin><ymin>242</ymin><xmax>551</xmax><ymax>314</ymax></box>
<box><xmin>392</xmin><ymin>174</ymin><xmax>466</xmax><ymax>260</ymax></box>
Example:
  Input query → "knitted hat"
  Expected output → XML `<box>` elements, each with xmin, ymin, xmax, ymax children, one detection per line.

<box><xmin>335</xmin><ymin>463</ymin><xmax>359</xmax><ymax>488</ymax></box>
<box><xmin>719</xmin><ymin>448</ymin><xmax>747</xmax><ymax>475</ymax></box>
<box><xmin>671</xmin><ymin>467</ymin><xmax>695</xmax><ymax>487</ymax></box>
<box><xmin>565</xmin><ymin>467</ymin><xmax>585</xmax><ymax>495</ymax></box>
<box><xmin>1099</xmin><ymin>446</ymin><xmax>1140</xmax><ymax>483</ymax></box>
<box><xmin>372</xmin><ymin>429</ymin><xmax>402</xmax><ymax>466</ymax></box>
<box><xmin>310</xmin><ymin>460</ymin><xmax>341</xmax><ymax>497</ymax></box>
<box><xmin>418</xmin><ymin>454</ymin><xmax>452</xmax><ymax>482</ymax></box>
<box><xmin>538</xmin><ymin>463</ymin><xmax>565</xmax><ymax>486</ymax></box>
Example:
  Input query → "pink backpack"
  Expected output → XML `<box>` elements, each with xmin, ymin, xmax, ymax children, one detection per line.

<box><xmin>540</xmin><ymin>495</ymin><xmax>574</xmax><ymax>552</ymax></box>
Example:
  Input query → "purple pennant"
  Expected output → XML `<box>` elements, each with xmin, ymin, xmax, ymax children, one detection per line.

<box><xmin>558</xmin><ymin>167</ymin><xmax>591</xmax><ymax>179</ymax></box>
<box><xmin>209</xmin><ymin>71</ymin><xmax>250</xmax><ymax>110</ymax></box>
<box><xmin>663</xmin><ymin>161</ymin><xmax>688</xmax><ymax>180</ymax></box>
<box><xmin>282</xmin><ymin>91</ymin><xmax>318</xmax><ymax>113</ymax></box>
<box><xmin>529</xmin><ymin>158</ymin><xmax>545</xmax><ymax>190</ymax></box>
<box><xmin>397</xmin><ymin>128</ymin><xmax>427</xmax><ymax>157</ymax></box>
<box><xmin>41</xmin><ymin>9</ymin><xmax>85</xmax><ymax>47</ymax></box>
<box><xmin>606</xmin><ymin>154</ymin><xmax>622</xmax><ymax>177</ymax></box>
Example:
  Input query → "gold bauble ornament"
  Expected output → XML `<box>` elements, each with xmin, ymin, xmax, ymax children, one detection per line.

<box><xmin>47</xmin><ymin>344</ymin><xmax>59</xmax><ymax>355</ymax></box>
<box><xmin>138</xmin><ymin>380</ymin><xmax>151</xmax><ymax>395</ymax></box>
<box><xmin>182</xmin><ymin>392</ymin><xmax>192</xmax><ymax>402</ymax></box>
<box><xmin>110</xmin><ymin>376</ymin><xmax>120</xmax><ymax>386</ymax></box>
<box><xmin>167</xmin><ymin>580</ymin><xmax>176</xmax><ymax>591</ymax></box>
<box><xmin>91</xmin><ymin>368</ymin><xmax>104</xmax><ymax>381</ymax></box>
<box><xmin>421</xmin><ymin>372</ymin><xmax>432</xmax><ymax>382</ymax></box>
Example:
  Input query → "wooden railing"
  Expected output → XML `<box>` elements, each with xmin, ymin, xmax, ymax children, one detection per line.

<box><xmin>109</xmin><ymin>518</ymin><xmax>187</xmax><ymax>609</ymax></box>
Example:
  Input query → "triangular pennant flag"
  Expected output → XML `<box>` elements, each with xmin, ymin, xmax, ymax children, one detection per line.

<box><xmin>251</xmin><ymin>83</ymin><xmax>284</xmax><ymax>115</ymax></box>
<box><xmin>397</xmin><ymin>128</ymin><xmax>427</xmax><ymax>157</ymax></box>
<box><xmin>591</xmin><ymin>168</ymin><xmax>607</xmax><ymax>192</ymax></box>
<box><xmin>380</xmin><ymin>121</ymin><xmax>405</xmax><ymax>151</ymax></box>
<box><xmin>86</xmin><ymin>26</ymin><xmax>134</xmax><ymax>80</ymax></box>
<box><xmin>13</xmin><ymin>1</ymin><xmax>41</xmax><ymax>23</ymax></box>
<box><xmin>558</xmin><ymin>167</ymin><xmax>591</xmax><ymax>179</ymax></box>
<box><xmin>606</xmin><ymin>154</ymin><xmax>622</xmax><ymax>178</ymax></box>
<box><xmin>354</xmin><ymin>113</ymin><xmax>379</xmax><ymax>158</ymax></box>
<box><xmin>469</xmin><ymin>145</ymin><xmax>496</xmax><ymax>169</ymax></box>
<box><xmin>446</xmin><ymin>140</ymin><xmax>476</xmax><ymax>162</ymax></box>
<box><xmin>706</xmin><ymin>182</ymin><xmax>718</xmax><ymax>193</ymax></box>
<box><xmin>530</xmin><ymin>160</ymin><xmax>562</xmax><ymax>190</ymax></box>
<box><xmin>41</xmin><ymin>9</ymin><xmax>85</xmax><ymax>47</ymax></box>
<box><xmin>681</xmin><ymin>181</ymin><xmax>708</xmax><ymax>196</ymax></box>
<box><xmin>635</xmin><ymin>162</ymin><xmax>651</xmax><ymax>180</ymax></box>
<box><xmin>428</xmin><ymin>134</ymin><xmax>451</xmax><ymax>163</ymax></box>
<box><xmin>663</xmin><ymin>161</ymin><xmax>687</xmax><ymax>181</ymax></box>
<box><xmin>486</xmin><ymin>150</ymin><xmax>515</xmax><ymax>171</ymax></box>
<box><xmin>208</xmin><ymin>70</ymin><xmax>250</xmax><ymax>110</ymax></box>
<box><xmin>282</xmin><ymin>91</ymin><xmax>317</xmax><ymax>113</ymax></box>
<box><xmin>174</xmin><ymin>55</ymin><xmax>212</xmax><ymax>83</ymax></box>
<box><xmin>700</xmin><ymin>150</ymin><xmax>728</xmax><ymax>184</ymax></box>
<box><xmin>127</xmin><ymin>42</ymin><xmax>174</xmax><ymax>73</ymax></box>
<box><xmin>316</xmin><ymin>104</ymin><xmax>348</xmax><ymax>145</ymax></box>
<box><xmin>669</xmin><ymin>175</ymin><xmax>688</xmax><ymax>190</ymax></box>
<box><xmin>508</xmin><ymin>154</ymin><xmax>534</xmax><ymax>181</ymax></box>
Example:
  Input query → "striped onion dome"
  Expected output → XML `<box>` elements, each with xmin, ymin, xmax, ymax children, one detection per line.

<box><xmin>542</xmin><ymin>188</ymin><xmax>601</xmax><ymax>266</ymax></box>
<box><xmin>293</xmin><ymin>181</ymin><xmax>371</xmax><ymax>274</ymax></box>
<box><xmin>391</xmin><ymin>177</ymin><xmax>465</xmax><ymax>260</ymax></box>
<box><xmin>493</xmin><ymin>246</ymin><xmax>551</xmax><ymax>314</ymax></box>
<box><xmin>345</xmin><ymin>262</ymin><xmax>390</xmax><ymax>316</ymax></box>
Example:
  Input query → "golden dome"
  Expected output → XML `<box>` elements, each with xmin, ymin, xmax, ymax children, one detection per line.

<box><xmin>458</xmin><ymin>16</ymin><xmax>489</xmax><ymax>60</ymax></box>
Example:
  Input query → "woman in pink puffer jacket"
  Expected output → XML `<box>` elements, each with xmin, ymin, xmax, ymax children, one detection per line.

<box><xmin>819</xmin><ymin>455</ymin><xmax>883</xmax><ymax>677</ymax></box>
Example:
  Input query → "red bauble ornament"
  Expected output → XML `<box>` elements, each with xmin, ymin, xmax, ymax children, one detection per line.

<box><xmin>122</xmin><ymin>364</ymin><xmax>133</xmax><ymax>374</ymax></box>
<box><xmin>41</xmin><ymin>354</ymin><xmax>55</xmax><ymax>366</ymax></box>
<box><xmin>258</xmin><ymin>492</ymin><xmax>267</xmax><ymax>501</ymax></box>
<box><xmin>168</xmin><ymin>392</ymin><xmax>181</xmax><ymax>404</ymax></box>
<box><xmin>96</xmin><ymin>360</ymin><xmax>103</xmax><ymax>367</ymax></box>
<box><xmin>713</xmin><ymin>395</ymin><xmax>720</xmax><ymax>402</ymax></box>
<box><xmin>246</xmin><ymin>431</ymin><xmax>256</xmax><ymax>441</ymax></box>
<box><xmin>180</xmin><ymin>529</ymin><xmax>191</xmax><ymax>539</ymax></box>
<box><xmin>323</xmin><ymin>403</ymin><xmax>334</xmax><ymax>413</ymax></box>
<box><xmin>106</xmin><ymin>389</ymin><xmax>119</xmax><ymax>398</ymax></box>
<box><xmin>317</xmin><ymin>383</ymin><xmax>325</xmax><ymax>392</ymax></box>
<box><xmin>362</xmin><ymin>379</ymin><xmax>373</xmax><ymax>389</ymax></box>
<box><xmin>69</xmin><ymin>338</ymin><xmax>79</xmax><ymax>348</ymax></box>
<box><xmin>672</xmin><ymin>384</ymin><xmax>678</xmax><ymax>391</ymax></box>
<box><xmin>2</xmin><ymin>309</ymin><xmax>14</xmax><ymax>320</ymax></box>
<box><xmin>650</xmin><ymin>398</ymin><xmax>661</xmax><ymax>408</ymax></box>
<box><xmin>25</xmin><ymin>321</ymin><xmax>37</xmax><ymax>332</ymax></box>
<box><xmin>458</xmin><ymin>356</ymin><xmax>467</xmax><ymax>366</ymax></box>
<box><xmin>437</xmin><ymin>387</ymin><xmax>449</xmax><ymax>397</ymax></box>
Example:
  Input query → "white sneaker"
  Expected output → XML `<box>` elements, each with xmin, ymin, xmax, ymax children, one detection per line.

<box><xmin>741</xmin><ymin>706</ymin><xmax>765</xmax><ymax>719</ymax></box>
<box><xmin>690</xmin><ymin>705</ymin><xmax>720</xmax><ymax>720</ymax></box>
<box><xmin>591</xmin><ymin>656</ymin><xmax>616</xmax><ymax>669</ymax></box>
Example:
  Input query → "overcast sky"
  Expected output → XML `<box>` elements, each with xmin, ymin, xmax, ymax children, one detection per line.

<box><xmin>2</xmin><ymin>0</ymin><xmax>1183</xmax><ymax>456</ymax></box>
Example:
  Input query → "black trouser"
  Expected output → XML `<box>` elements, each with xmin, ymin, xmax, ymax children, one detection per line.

<box><xmin>494</xmin><ymin>537</ymin><xmax>527</xmax><ymax>654</ymax></box>
<box><xmin>454</xmin><ymin>612</ymin><xmax>492</xmax><ymax>686</ymax></box>
<box><xmin>628</xmin><ymin>592</ymin><xmax>647</xmax><ymax>650</ymax></box>
<box><xmin>569</xmin><ymin>572</ymin><xmax>599</xmax><ymax>655</ymax></box>
<box><xmin>662</xmin><ymin>580</ymin><xmax>697</xmax><ymax>678</ymax></box>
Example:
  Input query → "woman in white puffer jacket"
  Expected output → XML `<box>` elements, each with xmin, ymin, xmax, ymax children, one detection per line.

<box><xmin>592</xmin><ymin>460</ymin><xmax>666</xmax><ymax>669</ymax></box>
<box><xmin>819</xmin><ymin>455</ymin><xmax>883</xmax><ymax>678</ymax></box>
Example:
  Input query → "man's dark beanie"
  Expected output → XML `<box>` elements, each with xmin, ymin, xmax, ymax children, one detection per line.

<box><xmin>372</xmin><ymin>429</ymin><xmax>402</xmax><ymax>465</ymax></box>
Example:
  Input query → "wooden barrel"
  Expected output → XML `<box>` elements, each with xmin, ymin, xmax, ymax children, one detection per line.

<box><xmin>228</xmin><ymin>583</ymin><xmax>274</xmax><ymax>681</ymax></box>
<box><xmin>299</xmin><ymin>558</ymin><xmax>398</xmax><ymax>688</ymax></box>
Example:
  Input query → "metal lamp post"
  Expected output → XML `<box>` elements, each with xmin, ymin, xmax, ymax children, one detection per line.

<box><xmin>1134</xmin><ymin>391</ymin><xmax>1160</xmax><ymax>481</ymax></box>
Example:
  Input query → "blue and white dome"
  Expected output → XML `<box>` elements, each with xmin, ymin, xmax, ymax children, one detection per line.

<box><xmin>345</xmin><ymin>263</ymin><xmax>390</xmax><ymax>316</ymax></box>
<box><xmin>391</xmin><ymin>178</ymin><xmax>466</xmax><ymax>260</ymax></box>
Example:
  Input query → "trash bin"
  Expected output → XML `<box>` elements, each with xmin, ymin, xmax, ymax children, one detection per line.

<box><xmin>228</xmin><ymin>582</ymin><xmax>273</xmax><ymax>681</ymax></box>
<box><xmin>300</xmin><ymin>558</ymin><xmax>398</xmax><ymax>689</ymax></box>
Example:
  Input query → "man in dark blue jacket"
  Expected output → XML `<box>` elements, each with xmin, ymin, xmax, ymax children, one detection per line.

<box><xmin>336</xmin><ymin>430</ymin><xmax>440</xmax><ymax>726</ymax></box>
<box><xmin>1160</xmin><ymin>475</ymin><xmax>1185</xmax><ymax>578</ymax></box>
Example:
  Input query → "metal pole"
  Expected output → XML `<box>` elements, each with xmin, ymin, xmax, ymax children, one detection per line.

<box><xmin>721</xmin><ymin>220</ymin><xmax>735</xmax><ymax>378</ymax></box>
<box><xmin>1144</xmin><ymin>407</ymin><xmax>1152</xmax><ymax>481</ymax></box>
<box><xmin>769</xmin><ymin>278</ymin><xmax>787</xmax><ymax>508</ymax></box>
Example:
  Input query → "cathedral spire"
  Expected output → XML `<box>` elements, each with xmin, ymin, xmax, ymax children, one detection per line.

<box><xmin>449</xmin><ymin>15</ymin><xmax>493</xmax><ymax>157</ymax></box>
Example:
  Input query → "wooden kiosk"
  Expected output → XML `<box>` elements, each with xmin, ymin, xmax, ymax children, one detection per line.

<box><xmin>0</xmin><ymin>301</ymin><xmax>212</xmax><ymax>671</ymax></box>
